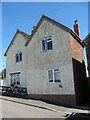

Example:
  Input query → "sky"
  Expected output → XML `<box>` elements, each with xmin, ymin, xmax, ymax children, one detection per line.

<box><xmin>1</xmin><ymin>1</ymin><xmax>89</xmax><ymax>71</ymax></box>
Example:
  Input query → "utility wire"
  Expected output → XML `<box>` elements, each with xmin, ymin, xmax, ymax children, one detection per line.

<box><xmin>2</xmin><ymin>2</ymin><xmax>81</xmax><ymax>28</ymax></box>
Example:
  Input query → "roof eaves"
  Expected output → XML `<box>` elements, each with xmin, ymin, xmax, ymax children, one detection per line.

<box><xmin>69</xmin><ymin>29</ymin><xmax>84</xmax><ymax>47</ymax></box>
<box><xmin>83</xmin><ymin>33</ymin><xmax>90</xmax><ymax>41</ymax></box>
<box><xmin>25</xmin><ymin>15</ymin><xmax>84</xmax><ymax>48</ymax></box>
<box><xmin>4</xmin><ymin>29</ymin><xmax>19</xmax><ymax>56</ymax></box>
<box><xmin>4</xmin><ymin>29</ymin><xmax>30</xmax><ymax>56</ymax></box>
<box><xmin>25</xmin><ymin>15</ymin><xmax>45</xmax><ymax>46</ymax></box>
<box><xmin>25</xmin><ymin>15</ymin><xmax>70</xmax><ymax>46</ymax></box>
<box><xmin>19</xmin><ymin>30</ymin><xmax>30</xmax><ymax>39</ymax></box>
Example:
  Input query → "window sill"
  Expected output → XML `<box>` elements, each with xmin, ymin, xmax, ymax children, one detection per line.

<box><xmin>48</xmin><ymin>82</ymin><xmax>62</xmax><ymax>88</ymax></box>
<box><xmin>40</xmin><ymin>49</ymin><xmax>54</xmax><ymax>53</ymax></box>
<box><xmin>48</xmin><ymin>82</ymin><xmax>61</xmax><ymax>84</ymax></box>
<box><xmin>15</xmin><ymin>61</ymin><xmax>22</xmax><ymax>63</ymax></box>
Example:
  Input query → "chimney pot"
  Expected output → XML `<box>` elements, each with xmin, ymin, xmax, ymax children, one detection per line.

<box><xmin>74</xmin><ymin>20</ymin><xmax>80</xmax><ymax>38</ymax></box>
<box><xmin>75</xmin><ymin>20</ymin><xmax>78</xmax><ymax>23</ymax></box>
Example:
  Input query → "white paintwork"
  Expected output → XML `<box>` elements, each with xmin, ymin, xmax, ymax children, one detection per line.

<box><xmin>0</xmin><ymin>79</ymin><xmax>7</xmax><ymax>86</ymax></box>
<box><xmin>6</xmin><ymin>33</ymin><xmax>28</xmax><ymax>87</ymax></box>
<box><xmin>5</xmin><ymin>18</ymin><xmax>85</xmax><ymax>95</ymax></box>
<box><xmin>27</xmin><ymin>19</ymin><xmax>75</xmax><ymax>94</ymax></box>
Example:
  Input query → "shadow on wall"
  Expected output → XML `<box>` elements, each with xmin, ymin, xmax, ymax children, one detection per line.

<box><xmin>72</xmin><ymin>58</ymin><xmax>89</xmax><ymax>105</ymax></box>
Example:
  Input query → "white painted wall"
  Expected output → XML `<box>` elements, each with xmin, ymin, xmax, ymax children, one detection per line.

<box><xmin>6</xmin><ymin>19</ymin><xmax>76</xmax><ymax>95</ymax></box>
<box><xmin>6</xmin><ymin>33</ymin><xmax>28</xmax><ymax>87</ymax></box>
<box><xmin>0</xmin><ymin>79</ymin><xmax>7</xmax><ymax>86</ymax></box>
<box><xmin>27</xmin><ymin>19</ymin><xmax>75</xmax><ymax>95</ymax></box>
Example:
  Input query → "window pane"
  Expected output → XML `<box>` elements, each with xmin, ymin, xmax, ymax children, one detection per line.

<box><xmin>20</xmin><ymin>53</ymin><xmax>22</xmax><ymax>61</ymax></box>
<box><xmin>17</xmin><ymin>74</ymin><xmax>20</xmax><ymax>85</ymax></box>
<box><xmin>14</xmin><ymin>74</ymin><xmax>16</xmax><ymax>84</ymax></box>
<box><xmin>16</xmin><ymin>54</ymin><xmax>19</xmax><ymax>62</ymax></box>
<box><xmin>17</xmin><ymin>74</ymin><xmax>20</xmax><ymax>81</ymax></box>
<box><xmin>54</xmin><ymin>69</ymin><xmax>61</xmax><ymax>82</ymax></box>
<box><xmin>48</xmin><ymin>70</ymin><xmax>53</xmax><ymax>82</ymax></box>
<box><xmin>54</xmin><ymin>69</ymin><xmax>59</xmax><ymax>72</ymax></box>
<box><xmin>47</xmin><ymin>41</ymin><xmax>53</xmax><ymax>50</ymax></box>
<box><xmin>42</xmin><ymin>40</ymin><xmax>46</xmax><ymax>51</ymax></box>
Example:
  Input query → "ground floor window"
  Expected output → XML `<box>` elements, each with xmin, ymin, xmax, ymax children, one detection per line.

<box><xmin>10</xmin><ymin>72</ymin><xmax>20</xmax><ymax>86</ymax></box>
<box><xmin>48</xmin><ymin>68</ymin><xmax>61</xmax><ymax>83</ymax></box>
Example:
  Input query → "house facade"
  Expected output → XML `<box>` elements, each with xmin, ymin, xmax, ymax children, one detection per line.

<box><xmin>5</xmin><ymin>15</ymin><xmax>87</xmax><ymax>106</ymax></box>
<box><xmin>4</xmin><ymin>29</ymin><xmax>30</xmax><ymax>88</ymax></box>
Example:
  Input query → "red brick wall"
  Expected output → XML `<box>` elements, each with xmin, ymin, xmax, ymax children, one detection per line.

<box><xmin>70</xmin><ymin>35</ymin><xmax>88</xmax><ymax>105</ymax></box>
<box><xmin>70</xmin><ymin>35</ymin><xmax>84</xmax><ymax>63</ymax></box>
<box><xmin>28</xmin><ymin>94</ymin><xmax>76</xmax><ymax>107</ymax></box>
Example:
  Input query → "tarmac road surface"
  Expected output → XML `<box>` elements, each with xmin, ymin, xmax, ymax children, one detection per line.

<box><xmin>0</xmin><ymin>99</ymin><xmax>66</xmax><ymax>118</ymax></box>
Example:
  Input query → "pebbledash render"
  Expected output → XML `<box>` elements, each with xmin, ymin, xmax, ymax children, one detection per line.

<box><xmin>4</xmin><ymin>15</ymin><xmax>88</xmax><ymax>106</ymax></box>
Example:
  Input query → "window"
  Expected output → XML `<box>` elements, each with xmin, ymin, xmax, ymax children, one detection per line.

<box><xmin>42</xmin><ymin>39</ymin><xmax>46</xmax><ymax>51</ymax></box>
<box><xmin>15</xmin><ymin>53</ymin><xmax>22</xmax><ymax>62</ymax></box>
<box><xmin>41</xmin><ymin>37</ymin><xmax>53</xmax><ymax>51</ymax></box>
<box><xmin>10</xmin><ymin>73</ymin><xmax>20</xmax><ymax>86</ymax></box>
<box><xmin>47</xmin><ymin>37</ymin><xmax>53</xmax><ymax>50</ymax></box>
<box><xmin>48</xmin><ymin>70</ymin><xmax>53</xmax><ymax>82</ymax></box>
<box><xmin>16</xmin><ymin>54</ymin><xmax>19</xmax><ymax>62</ymax></box>
<box><xmin>20</xmin><ymin>53</ymin><xmax>22</xmax><ymax>61</ymax></box>
<box><xmin>48</xmin><ymin>68</ymin><xmax>61</xmax><ymax>83</ymax></box>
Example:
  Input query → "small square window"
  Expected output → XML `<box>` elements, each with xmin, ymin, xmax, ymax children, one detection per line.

<box><xmin>20</xmin><ymin>53</ymin><xmax>22</xmax><ymax>61</ymax></box>
<box><xmin>48</xmin><ymin>70</ymin><xmax>53</xmax><ymax>82</ymax></box>
<box><xmin>41</xmin><ymin>37</ymin><xmax>53</xmax><ymax>51</ymax></box>
<box><xmin>15</xmin><ymin>52</ymin><xmax>22</xmax><ymax>62</ymax></box>
<box><xmin>48</xmin><ymin>68</ymin><xmax>61</xmax><ymax>83</ymax></box>
<box><xmin>47</xmin><ymin>41</ymin><xmax>53</xmax><ymax>50</ymax></box>
<box><xmin>42</xmin><ymin>40</ymin><xmax>46</xmax><ymax>51</ymax></box>
<box><xmin>16</xmin><ymin>54</ymin><xmax>19</xmax><ymax>62</ymax></box>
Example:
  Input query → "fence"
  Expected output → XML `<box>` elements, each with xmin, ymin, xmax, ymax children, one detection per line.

<box><xmin>0</xmin><ymin>86</ymin><xmax>27</xmax><ymax>98</ymax></box>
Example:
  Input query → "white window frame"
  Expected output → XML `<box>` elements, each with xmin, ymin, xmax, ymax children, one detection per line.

<box><xmin>41</xmin><ymin>38</ymin><xmax>47</xmax><ymax>51</ymax></box>
<box><xmin>10</xmin><ymin>73</ymin><xmax>20</xmax><ymax>86</ymax></box>
<box><xmin>48</xmin><ymin>68</ymin><xmax>61</xmax><ymax>83</ymax></box>
<box><xmin>41</xmin><ymin>36</ymin><xmax>53</xmax><ymax>52</ymax></box>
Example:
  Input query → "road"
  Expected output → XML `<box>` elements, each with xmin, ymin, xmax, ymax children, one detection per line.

<box><xmin>0</xmin><ymin>99</ymin><xmax>66</xmax><ymax>118</ymax></box>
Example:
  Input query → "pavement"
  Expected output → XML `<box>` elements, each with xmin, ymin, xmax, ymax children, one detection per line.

<box><xmin>0</xmin><ymin>95</ymin><xmax>89</xmax><ymax>116</ymax></box>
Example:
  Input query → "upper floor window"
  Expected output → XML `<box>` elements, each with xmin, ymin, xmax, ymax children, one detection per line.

<box><xmin>15</xmin><ymin>52</ymin><xmax>22</xmax><ymax>62</ymax></box>
<box><xmin>48</xmin><ymin>68</ymin><xmax>61</xmax><ymax>83</ymax></box>
<box><xmin>41</xmin><ymin>37</ymin><xmax>53</xmax><ymax>51</ymax></box>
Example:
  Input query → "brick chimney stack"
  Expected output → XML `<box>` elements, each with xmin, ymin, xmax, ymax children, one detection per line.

<box><xmin>74</xmin><ymin>20</ymin><xmax>80</xmax><ymax>38</ymax></box>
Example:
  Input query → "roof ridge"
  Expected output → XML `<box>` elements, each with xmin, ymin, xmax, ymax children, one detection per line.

<box><xmin>4</xmin><ymin>29</ymin><xmax>30</xmax><ymax>56</ymax></box>
<box><xmin>25</xmin><ymin>15</ymin><xmax>82</xmax><ymax>46</ymax></box>
<box><xmin>17</xmin><ymin>29</ymin><xmax>30</xmax><ymax>38</ymax></box>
